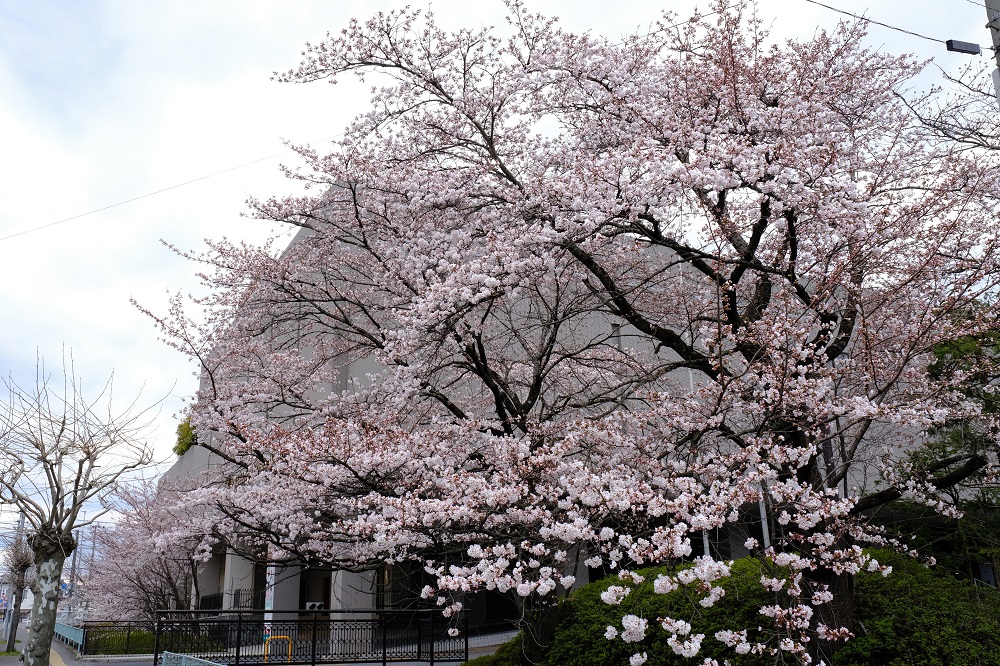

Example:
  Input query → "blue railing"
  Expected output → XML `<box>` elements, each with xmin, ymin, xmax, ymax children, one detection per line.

<box><xmin>54</xmin><ymin>621</ymin><xmax>85</xmax><ymax>650</ymax></box>
<box><xmin>54</xmin><ymin>620</ymin><xmax>157</xmax><ymax>655</ymax></box>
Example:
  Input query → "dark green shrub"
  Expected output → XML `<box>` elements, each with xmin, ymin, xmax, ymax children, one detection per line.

<box><xmin>544</xmin><ymin>559</ymin><xmax>769</xmax><ymax>666</ymax></box>
<box><xmin>542</xmin><ymin>550</ymin><xmax>1000</xmax><ymax>666</ymax></box>
<box><xmin>84</xmin><ymin>626</ymin><xmax>157</xmax><ymax>655</ymax></box>
<box><xmin>833</xmin><ymin>549</ymin><xmax>1000</xmax><ymax>666</ymax></box>
<box><xmin>82</xmin><ymin>625</ymin><xmax>223</xmax><ymax>656</ymax></box>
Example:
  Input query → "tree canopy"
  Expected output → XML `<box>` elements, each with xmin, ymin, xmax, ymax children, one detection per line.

<box><xmin>147</xmin><ymin>2</ymin><xmax>1000</xmax><ymax>663</ymax></box>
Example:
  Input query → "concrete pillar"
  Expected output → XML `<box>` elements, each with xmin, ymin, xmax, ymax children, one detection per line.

<box><xmin>270</xmin><ymin>565</ymin><xmax>301</xmax><ymax>620</ymax></box>
<box><xmin>222</xmin><ymin>551</ymin><xmax>255</xmax><ymax>610</ymax></box>
<box><xmin>330</xmin><ymin>570</ymin><xmax>374</xmax><ymax>610</ymax></box>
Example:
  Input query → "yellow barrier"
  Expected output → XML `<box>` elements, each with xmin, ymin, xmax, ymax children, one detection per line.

<box><xmin>263</xmin><ymin>636</ymin><xmax>292</xmax><ymax>663</ymax></box>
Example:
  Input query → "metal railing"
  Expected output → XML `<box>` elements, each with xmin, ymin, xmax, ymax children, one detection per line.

<box><xmin>54</xmin><ymin>621</ymin><xmax>85</xmax><ymax>651</ymax></box>
<box><xmin>82</xmin><ymin>621</ymin><xmax>158</xmax><ymax>655</ymax></box>
<box><xmin>198</xmin><ymin>590</ymin><xmax>265</xmax><ymax>613</ymax></box>
<box><xmin>153</xmin><ymin>608</ymin><xmax>468</xmax><ymax>666</ymax></box>
<box><xmin>200</xmin><ymin>594</ymin><xmax>224</xmax><ymax>611</ymax></box>
<box><xmin>232</xmin><ymin>589</ymin><xmax>265</xmax><ymax>610</ymax></box>
<box><xmin>54</xmin><ymin>620</ymin><xmax>158</xmax><ymax>656</ymax></box>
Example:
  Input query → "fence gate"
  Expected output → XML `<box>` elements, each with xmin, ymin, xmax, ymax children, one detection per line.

<box><xmin>153</xmin><ymin>608</ymin><xmax>468</xmax><ymax>666</ymax></box>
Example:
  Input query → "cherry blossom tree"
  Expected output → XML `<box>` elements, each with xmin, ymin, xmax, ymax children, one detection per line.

<box><xmin>148</xmin><ymin>2</ymin><xmax>1000</xmax><ymax>663</ymax></box>
<box><xmin>0</xmin><ymin>360</ymin><xmax>155</xmax><ymax>666</ymax></box>
<box><xmin>76</xmin><ymin>480</ymin><xmax>212</xmax><ymax>621</ymax></box>
<box><xmin>904</xmin><ymin>59</ymin><xmax>1000</xmax><ymax>152</ymax></box>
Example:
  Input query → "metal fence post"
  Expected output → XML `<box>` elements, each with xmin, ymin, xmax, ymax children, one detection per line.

<box><xmin>80</xmin><ymin>623</ymin><xmax>88</xmax><ymax>657</ymax></box>
<box><xmin>235</xmin><ymin>611</ymin><xmax>243</xmax><ymax>666</ymax></box>
<box><xmin>152</xmin><ymin>614</ymin><xmax>161</xmax><ymax>666</ymax></box>
<box><xmin>416</xmin><ymin>617</ymin><xmax>422</xmax><ymax>662</ymax></box>
<box><xmin>125</xmin><ymin>625</ymin><xmax>132</xmax><ymax>655</ymax></box>
<box><xmin>380</xmin><ymin>612</ymin><xmax>387</xmax><ymax>666</ymax></box>
<box><xmin>310</xmin><ymin>612</ymin><xmax>318</xmax><ymax>666</ymax></box>
<box><xmin>429</xmin><ymin>611</ymin><xmax>435</xmax><ymax>666</ymax></box>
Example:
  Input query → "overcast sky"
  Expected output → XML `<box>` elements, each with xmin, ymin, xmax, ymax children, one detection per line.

<box><xmin>0</xmin><ymin>0</ymin><xmax>990</xmax><ymax>505</ymax></box>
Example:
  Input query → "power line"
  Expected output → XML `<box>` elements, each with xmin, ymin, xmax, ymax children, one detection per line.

<box><xmin>802</xmin><ymin>0</ymin><xmax>946</xmax><ymax>44</ymax></box>
<box><xmin>0</xmin><ymin>135</ymin><xmax>341</xmax><ymax>244</ymax></box>
<box><xmin>1</xmin><ymin>3</ymin><xmax>752</xmax><ymax>248</ymax></box>
<box><xmin>0</xmin><ymin>2</ymin><xmax>965</xmax><ymax>248</ymax></box>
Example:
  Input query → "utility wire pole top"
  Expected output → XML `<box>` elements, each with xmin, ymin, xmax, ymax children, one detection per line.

<box><xmin>985</xmin><ymin>0</ymin><xmax>1000</xmax><ymax>105</ymax></box>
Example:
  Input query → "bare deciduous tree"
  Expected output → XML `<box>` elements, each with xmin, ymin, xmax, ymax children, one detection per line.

<box><xmin>0</xmin><ymin>358</ymin><xmax>155</xmax><ymax>666</ymax></box>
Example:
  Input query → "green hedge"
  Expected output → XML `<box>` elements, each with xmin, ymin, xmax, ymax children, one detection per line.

<box><xmin>544</xmin><ymin>558</ymin><xmax>769</xmax><ymax>666</ymax></box>
<box><xmin>832</xmin><ymin>550</ymin><xmax>1000</xmax><ymax>666</ymax></box>
<box><xmin>84</xmin><ymin>628</ymin><xmax>157</xmax><ymax>655</ymax></box>
<box><xmin>82</xmin><ymin>626</ymin><xmax>222</xmax><ymax>656</ymax></box>
<box><xmin>529</xmin><ymin>551</ymin><xmax>1000</xmax><ymax>666</ymax></box>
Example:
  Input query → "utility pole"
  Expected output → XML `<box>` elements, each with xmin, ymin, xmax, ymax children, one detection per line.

<box><xmin>986</xmin><ymin>0</ymin><xmax>1000</xmax><ymax>105</ymax></box>
<box><xmin>0</xmin><ymin>522</ymin><xmax>9</xmax><ymax>627</ymax></box>
<box><xmin>68</xmin><ymin>534</ymin><xmax>78</xmax><ymax>596</ymax></box>
<box><xmin>88</xmin><ymin>525</ymin><xmax>98</xmax><ymax>579</ymax></box>
<box><xmin>65</xmin><ymin>530</ymin><xmax>79</xmax><ymax>621</ymax></box>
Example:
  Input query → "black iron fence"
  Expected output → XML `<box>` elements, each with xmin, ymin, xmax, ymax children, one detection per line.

<box><xmin>232</xmin><ymin>589</ymin><xmax>265</xmax><ymax>610</ymax></box>
<box><xmin>153</xmin><ymin>609</ymin><xmax>468</xmax><ymax>666</ymax></box>
<box><xmin>200</xmin><ymin>593</ymin><xmax>224</xmax><ymax>611</ymax></box>
<box><xmin>198</xmin><ymin>590</ymin><xmax>264</xmax><ymax>613</ymax></box>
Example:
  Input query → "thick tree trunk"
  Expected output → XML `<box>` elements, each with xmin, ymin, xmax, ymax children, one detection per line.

<box><xmin>809</xmin><ymin>567</ymin><xmax>855</xmax><ymax>664</ymax></box>
<box><xmin>24</xmin><ymin>554</ymin><xmax>66</xmax><ymax>666</ymax></box>
<box><xmin>24</xmin><ymin>530</ymin><xmax>75</xmax><ymax>666</ymax></box>
<box><xmin>517</xmin><ymin>597</ymin><xmax>563</xmax><ymax>665</ymax></box>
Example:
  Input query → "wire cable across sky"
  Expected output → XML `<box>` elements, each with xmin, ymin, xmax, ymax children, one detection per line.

<box><xmin>0</xmin><ymin>135</ymin><xmax>342</xmax><ymax>244</ymax></box>
<box><xmin>802</xmin><ymin>0</ymin><xmax>948</xmax><ymax>44</ymax></box>
<box><xmin>0</xmin><ymin>1</ymin><xmax>978</xmax><ymax>245</ymax></box>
